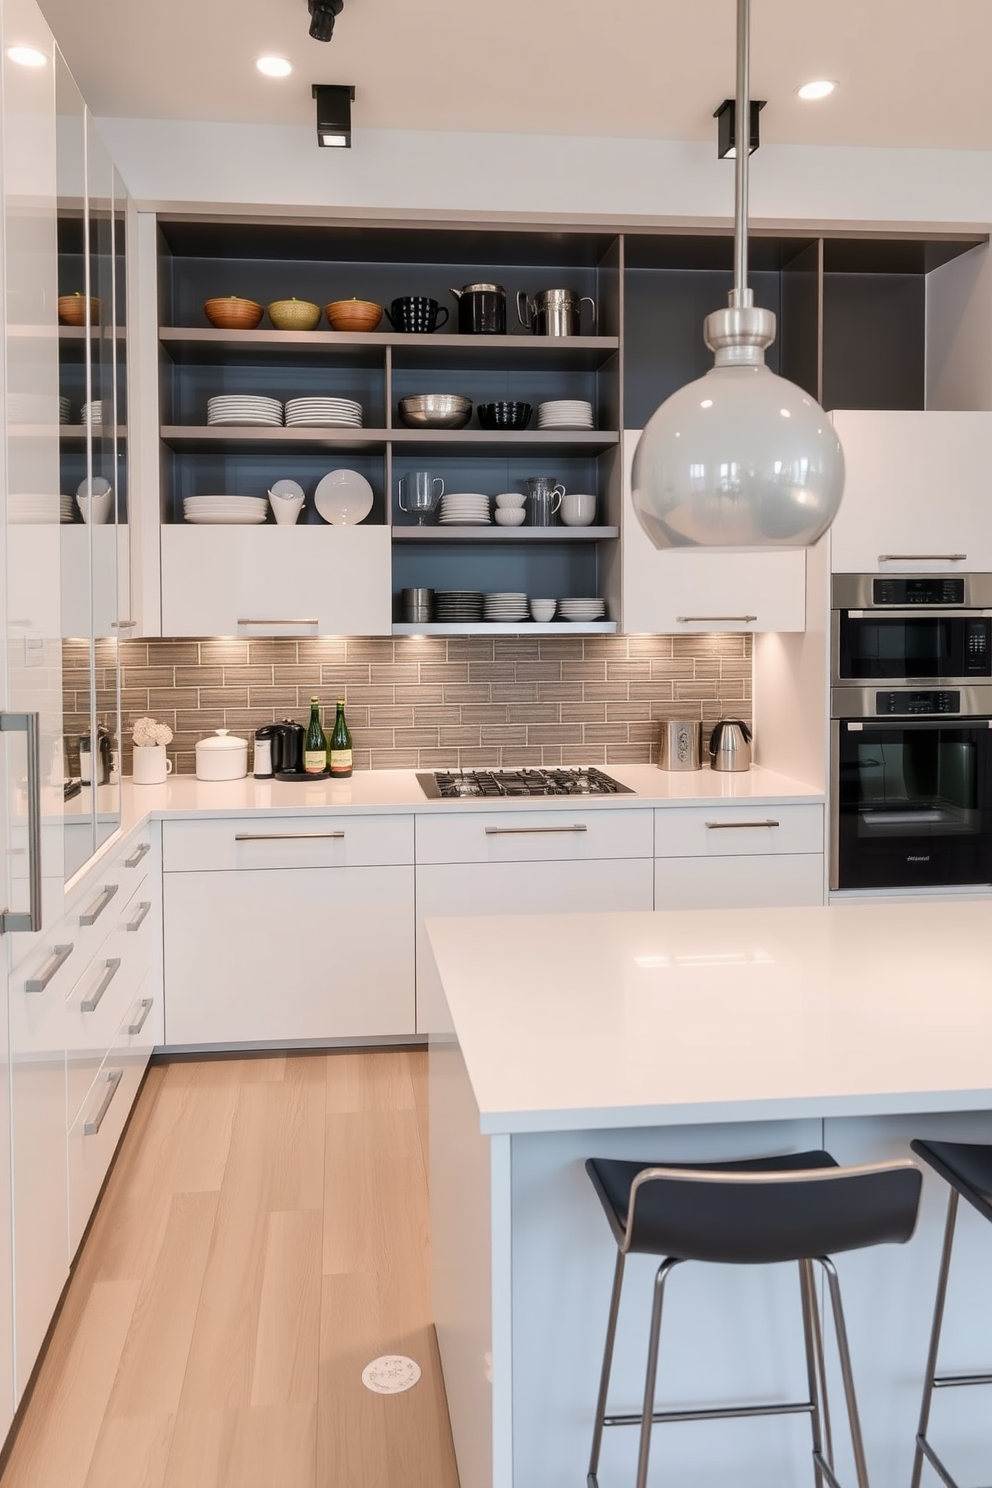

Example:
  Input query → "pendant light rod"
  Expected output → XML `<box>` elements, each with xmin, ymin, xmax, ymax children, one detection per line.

<box><xmin>732</xmin><ymin>0</ymin><xmax>751</xmax><ymax>308</ymax></box>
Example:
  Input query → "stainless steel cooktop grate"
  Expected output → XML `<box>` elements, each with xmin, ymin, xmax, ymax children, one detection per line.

<box><xmin>416</xmin><ymin>767</ymin><xmax>635</xmax><ymax>800</ymax></box>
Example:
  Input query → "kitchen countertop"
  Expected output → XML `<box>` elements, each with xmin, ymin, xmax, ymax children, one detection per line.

<box><xmin>424</xmin><ymin>899</ymin><xmax>992</xmax><ymax>1135</ymax></box>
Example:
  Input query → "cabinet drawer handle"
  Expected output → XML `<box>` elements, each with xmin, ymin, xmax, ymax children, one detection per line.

<box><xmin>234</xmin><ymin>832</ymin><xmax>346</xmax><ymax>842</ymax></box>
<box><xmin>81</xmin><ymin>957</ymin><xmax>121</xmax><ymax>1012</ymax></box>
<box><xmin>878</xmin><ymin>553</ymin><xmax>966</xmax><ymax>563</ymax></box>
<box><xmin>236</xmin><ymin>617</ymin><xmax>318</xmax><ymax>626</ymax></box>
<box><xmin>111</xmin><ymin>619</ymin><xmax>137</xmax><ymax>629</ymax></box>
<box><xmin>484</xmin><ymin>825</ymin><xmax>588</xmax><ymax>836</ymax></box>
<box><xmin>128</xmin><ymin>997</ymin><xmax>154</xmax><ymax>1036</ymax></box>
<box><xmin>83</xmin><ymin>1069</ymin><xmax>123</xmax><ymax>1136</ymax></box>
<box><xmin>126</xmin><ymin>901</ymin><xmax>151</xmax><ymax>933</ymax></box>
<box><xmin>124</xmin><ymin>841</ymin><xmax>151</xmax><ymax>868</ymax></box>
<box><xmin>677</xmin><ymin>614</ymin><xmax>757</xmax><ymax>624</ymax></box>
<box><xmin>25</xmin><ymin>942</ymin><xmax>73</xmax><ymax>994</ymax></box>
<box><xmin>704</xmin><ymin>819</ymin><xmax>780</xmax><ymax>829</ymax></box>
<box><xmin>79</xmin><ymin>884</ymin><xmax>118</xmax><ymax>926</ymax></box>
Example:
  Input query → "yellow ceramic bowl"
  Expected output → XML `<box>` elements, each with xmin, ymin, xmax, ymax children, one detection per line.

<box><xmin>267</xmin><ymin>298</ymin><xmax>322</xmax><ymax>331</ymax></box>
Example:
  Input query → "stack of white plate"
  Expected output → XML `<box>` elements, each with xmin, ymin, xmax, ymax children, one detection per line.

<box><xmin>60</xmin><ymin>494</ymin><xmax>76</xmax><ymax>523</ymax></box>
<box><xmin>80</xmin><ymin>400</ymin><xmax>104</xmax><ymax>426</ymax></box>
<box><xmin>7</xmin><ymin>393</ymin><xmax>52</xmax><ymax>424</ymax></box>
<box><xmin>7</xmin><ymin>493</ymin><xmax>60</xmax><ymax>524</ymax></box>
<box><xmin>59</xmin><ymin>396</ymin><xmax>71</xmax><ymax>425</ymax></box>
<box><xmin>538</xmin><ymin>399</ymin><xmax>594</xmax><ymax>429</ymax></box>
<box><xmin>284</xmin><ymin>396</ymin><xmax>363</xmax><ymax>428</ymax></box>
<box><xmin>558</xmin><ymin>597</ymin><xmax>606</xmax><ymax>621</ymax></box>
<box><xmin>206</xmin><ymin>395</ymin><xmax>283</xmax><ymax>426</ymax></box>
<box><xmin>484</xmin><ymin>592</ymin><xmax>529</xmax><ymax>623</ymax></box>
<box><xmin>439</xmin><ymin>492</ymin><xmax>491</xmax><ymax>525</ymax></box>
<box><xmin>434</xmin><ymin>591</ymin><xmax>484</xmax><ymax>622</ymax></box>
<box><xmin>183</xmin><ymin>495</ymin><xmax>269</xmax><ymax>525</ymax></box>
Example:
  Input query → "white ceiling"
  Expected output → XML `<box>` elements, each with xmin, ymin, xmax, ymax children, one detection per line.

<box><xmin>34</xmin><ymin>0</ymin><xmax>992</xmax><ymax>151</ymax></box>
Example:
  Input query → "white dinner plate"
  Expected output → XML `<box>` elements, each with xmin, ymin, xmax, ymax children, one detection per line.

<box><xmin>314</xmin><ymin>468</ymin><xmax>374</xmax><ymax>525</ymax></box>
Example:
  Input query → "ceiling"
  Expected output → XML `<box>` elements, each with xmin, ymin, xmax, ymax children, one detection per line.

<box><xmin>34</xmin><ymin>0</ymin><xmax>992</xmax><ymax>151</ymax></box>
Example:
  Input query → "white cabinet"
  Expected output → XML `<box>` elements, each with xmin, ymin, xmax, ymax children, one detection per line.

<box><xmin>160</xmin><ymin>525</ymin><xmax>392</xmax><ymax>637</ymax></box>
<box><xmin>415</xmin><ymin>808</ymin><xmax>655</xmax><ymax>1032</ymax></box>
<box><xmin>161</xmin><ymin>815</ymin><xmax>415</xmax><ymax>1045</ymax></box>
<box><xmin>621</xmin><ymin>430</ymin><xmax>807</xmax><ymax>634</ymax></box>
<box><xmin>829</xmin><ymin>410</ymin><xmax>992</xmax><ymax>573</ymax></box>
<box><xmin>653</xmin><ymin>803</ymin><xmax>825</xmax><ymax>911</ymax></box>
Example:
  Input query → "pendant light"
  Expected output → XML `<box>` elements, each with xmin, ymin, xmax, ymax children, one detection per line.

<box><xmin>631</xmin><ymin>0</ymin><xmax>844</xmax><ymax>549</ymax></box>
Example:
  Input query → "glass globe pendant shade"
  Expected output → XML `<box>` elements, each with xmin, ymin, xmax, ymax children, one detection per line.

<box><xmin>632</xmin><ymin>305</ymin><xmax>845</xmax><ymax>549</ymax></box>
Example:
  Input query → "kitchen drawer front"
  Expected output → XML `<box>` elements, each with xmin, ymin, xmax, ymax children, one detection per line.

<box><xmin>654</xmin><ymin>854</ymin><xmax>825</xmax><ymax>911</ymax></box>
<box><xmin>654</xmin><ymin>804</ymin><xmax>824</xmax><ymax>859</ymax></box>
<box><xmin>68</xmin><ymin>825</ymin><xmax>159</xmax><ymax>962</ymax></box>
<box><xmin>114</xmin><ymin>973</ymin><xmax>161</xmax><ymax>1062</ymax></box>
<box><xmin>162</xmin><ymin>814</ymin><xmax>414</xmax><ymax>872</ymax></box>
<box><xmin>65</xmin><ymin>877</ymin><xmax>151</xmax><ymax>1128</ymax></box>
<box><xmin>67</xmin><ymin>1031</ymin><xmax>147</xmax><ymax>1257</ymax></box>
<box><xmin>415</xmin><ymin>808</ymin><xmax>654</xmax><ymax>865</ymax></box>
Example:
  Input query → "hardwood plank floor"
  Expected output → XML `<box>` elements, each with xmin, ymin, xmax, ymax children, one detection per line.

<box><xmin>0</xmin><ymin>1051</ymin><xmax>459</xmax><ymax>1488</ymax></box>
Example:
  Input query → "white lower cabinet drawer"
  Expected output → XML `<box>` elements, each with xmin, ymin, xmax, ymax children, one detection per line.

<box><xmin>67</xmin><ymin>1015</ymin><xmax>148</xmax><ymax>1256</ymax></box>
<box><xmin>655</xmin><ymin>804</ymin><xmax>824</xmax><ymax>858</ymax></box>
<box><xmin>162</xmin><ymin>813</ymin><xmax>413</xmax><ymax>872</ymax></box>
<box><xmin>654</xmin><ymin>854</ymin><xmax>825</xmax><ymax>909</ymax></box>
<box><xmin>416</xmin><ymin>807</ymin><xmax>654</xmax><ymax>865</ymax></box>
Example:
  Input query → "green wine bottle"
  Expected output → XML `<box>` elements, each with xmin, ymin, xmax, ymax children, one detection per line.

<box><xmin>329</xmin><ymin>698</ymin><xmax>353</xmax><ymax>778</ymax></box>
<box><xmin>304</xmin><ymin>696</ymin><xmax>327</xmax><ymax>776</ymax></box>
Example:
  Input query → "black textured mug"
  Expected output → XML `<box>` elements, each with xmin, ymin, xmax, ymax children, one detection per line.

<box><xmin>386</xmin><ymin>296</ymin><xmax>449</xmax><ymax>334</ymax></box>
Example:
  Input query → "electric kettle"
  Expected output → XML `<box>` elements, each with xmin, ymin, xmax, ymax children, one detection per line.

<box><xmin>708</xmin><ymin>719</ymin><xmax>753</xmax><ymax>772</ymax></box>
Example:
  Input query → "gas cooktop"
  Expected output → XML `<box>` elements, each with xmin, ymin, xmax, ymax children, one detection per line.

<box><xmin>416</xmin><ymin>767</ymin><xmax>635</xmax><ymax>800</ymax></box>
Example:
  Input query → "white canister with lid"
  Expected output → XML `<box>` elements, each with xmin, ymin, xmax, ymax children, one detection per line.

<box><xmin>195</xmin><ymin>728</ymin><xmax>249</xmax><ymax>781</ymax></box>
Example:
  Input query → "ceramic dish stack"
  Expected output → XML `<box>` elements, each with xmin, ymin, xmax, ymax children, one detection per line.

<box><xmin>284</xmin><ymin>396</ymin><xmax>363</xmax><ymax>428</ymax></box>
<box><xmin>80</xmin><ymin>400</ymin><xmax>104</xmax><ymax>426</ymax></box>
<box><xmin>483</xmin><ymin>592</ymin><xmax>529</xmax><ymax>623</ymax></box>
<box><xmin>439</xmin><ymin>492</ymin><xmax>490</xmax><ymax>525</ymax></box>
<box><xmin>206</xmin><ymin>394</ymin><xmax>283</xmax><ymax>426</ymax></box>
<box><xmin>558</xmin><ymin>597</ymin><xmax>606</xmax><ymax>621</ymax></box>
<box><xmin>7</xmin><ymin>494</ymin><xmax>60</xmax><ymax>524</ymax></box>
<box><xmin>537</xmin><ymin>399</ymin><xmax>594</xmax><ymax>430</ymax></box>
<box><xmin>59</xmin><ymin>396</ymin><xmax>71</xmax><ymax>425</ymax></box>
<box><xmin>183</xmin><ymin>495</ymin><xmax>268</xmax><ymax>525</ymax></box>
<box><xmin>60</xmin><ymin>494</ymin><xmax>76</xmax><ymax>523</ymax></box>
<box><xmin>434</xmin><ymin>591</ymin><xmax>484</xmax><ymax>623</ymax></box>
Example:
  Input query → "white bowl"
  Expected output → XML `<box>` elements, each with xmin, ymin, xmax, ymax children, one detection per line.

<box><xmin>494</xmin><ymin>508</ymin><xmax>526</xmax><ymax>527</ymax></box>
<box><xmin>530</xmin><ymin>600</ymin><xmax>557</xmax><ymax>622</ymax></box>
<box><xmin>77</xmin><ymin>476</ymin><xmax>112</xmax><ymax>499</ymax></box>
<box><xmin>268</xmin><ymin>478</ymin><xmax>305</xmax><ymax>501</ymax></box>
<box><xmin>75</xmin><ymin>491</ymin><xmax>113</xmax><ymax>524</ymax></box>
<box><xmin>269</xmin><ymin>492</ymin><xmax>304</xmax><ymax>525</ymax></box>
<box><xmin>495</xmin><ymin>492</ymin><xmax>526</xmax><ymax>509</ymax></box>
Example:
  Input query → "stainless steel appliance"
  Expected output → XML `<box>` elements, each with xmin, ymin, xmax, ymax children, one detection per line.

<box><xmin>832</xmin><ymin>573</ymin><xmax>992</xmax><ymax>687</ymax></box>
<box><xmin>657</xmin><ymin>720</ymin><xmax>701</xmax><ymax>772</ymax></box>
<box><xmin>416</xmin><ymin>767</ymin><xmax>634</xmax><ymax>800</ymax></box>
<box><xmin>708</xmin><ymin>719</ymin><xmax>752</xmax><ymax>772</ymax></box>
<box><xmin>516</xmin><ymin>288</ymin><xmax>597</xmax><ymax>337</ymax></box>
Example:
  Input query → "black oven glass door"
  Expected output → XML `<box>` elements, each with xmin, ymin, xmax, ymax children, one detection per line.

<box><xmin>835</xmin><ymin>719</ymin><xmax>992</xmax><ymax>889</ymax></box>
<box><xmin>837</xmin><ymin>614</ymin><xmax>991</xmax><ymax>681</ymax></box>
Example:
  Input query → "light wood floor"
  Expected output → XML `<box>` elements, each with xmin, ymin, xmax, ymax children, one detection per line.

<box><xmin>0</xmin><ymin>1050</ymin><xmax>460</xmax><ymax>1488</ymax></box>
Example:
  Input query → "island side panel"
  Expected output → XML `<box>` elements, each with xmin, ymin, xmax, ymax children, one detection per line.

<box><xmin>509</xmin><ymin>1118</ymin><xmax>823</xmax><ymax>1488</ymax></box>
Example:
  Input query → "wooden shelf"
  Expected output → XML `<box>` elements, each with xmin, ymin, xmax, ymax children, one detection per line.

<box><xmin>390</xmin><ymin>429</ymin><xmax>618</xmax><ymax>456</ymax></box>
<box><xmin>391</xmin><ymin>525</ymin><xmax>618</xmax><ymax>542</ymax></box>
<box><xmin>160</xmin><ymin>426</ymin><xmax>618</xmax><ymax>457</ymax></box>
<box><xmin>392</xmin><ymin>621</ymin><xmax>616</xmax><ymax>636</ymax></box>
<box><xmin>160</xmin><ymin>425</ymin><xmax>388</xmax><ymax>454</ymax></box>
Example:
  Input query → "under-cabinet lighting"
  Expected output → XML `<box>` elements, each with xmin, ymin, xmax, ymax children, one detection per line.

<box><xmin>313</xmin><ymin>83</ymin><xmax>355</xmax><ymax>148</ymax></box>
<box><xmin>256</xmin><ymin>55</ymin><xmax>294</xmax><ymax>77</ymax></box>
<box><xmin>796</xmin><ymin>79</ymin><xmax>836</xmax><ymax>100</ymax></box>
<box><xmin>6</xmin><ymin>45</ymin><xmax>47</xmax><ymax>66</ymax></box>
<box><xmin>320</xmin><ymin>132</ymin><xmax>348</xmax><ymax>147</ymax></box>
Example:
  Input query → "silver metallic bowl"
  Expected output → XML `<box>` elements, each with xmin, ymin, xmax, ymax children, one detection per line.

<box><xmin>398</xmin><ymin>393</ymin><xmax>472</xmax><ymax>429</ymax></box>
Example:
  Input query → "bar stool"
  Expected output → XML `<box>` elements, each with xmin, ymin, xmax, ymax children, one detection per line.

<box><xmin>585</xmin><ymin>1149</ymin><xmax>922</xmax><ymax>1488</ymax></box>
<box><xmin>909</xmin><ymin>1139</ymin><xmax>992</xmax><ymax>1488</ymax></box>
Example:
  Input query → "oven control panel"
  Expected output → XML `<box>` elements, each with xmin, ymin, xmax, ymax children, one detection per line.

<box><xmin>873</xmin><ymin>577</ymin><xmax>965</xmax><ymax>605</ymax></box>
<box><xmin>876</xmin><ymin>689</ymin><xmax>962</xmax><ymax>715</ymax></box>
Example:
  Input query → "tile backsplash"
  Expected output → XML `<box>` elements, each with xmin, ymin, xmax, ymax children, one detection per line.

<box><xmin>64</xmin><ymin>633</ymin><xmax>752</xmax><ymax>776</ymax></box>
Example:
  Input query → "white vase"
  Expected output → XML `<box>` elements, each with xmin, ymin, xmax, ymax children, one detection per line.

<box><xmin>131</xmin><ymin>743</ymin><xmax>173</xmax><ymax>785</ymax></box>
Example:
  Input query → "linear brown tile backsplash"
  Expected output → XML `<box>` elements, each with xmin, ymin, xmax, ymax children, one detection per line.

<box><xmin>65</xmin><ymin>634</ymin><xmax>752</xmax><ymax>776</ymax></box>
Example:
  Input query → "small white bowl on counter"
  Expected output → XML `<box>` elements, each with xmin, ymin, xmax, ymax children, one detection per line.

<box><xmin>195</xmin><ymin>728</ymin><xmax>249</xmax><ymax>781</ymax></box>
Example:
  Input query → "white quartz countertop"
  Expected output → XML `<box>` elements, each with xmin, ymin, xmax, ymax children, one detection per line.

<box><xmin>424</xmin><ymin>901</ymin><xmax>992</xmax><ymax>1135</ymax></box>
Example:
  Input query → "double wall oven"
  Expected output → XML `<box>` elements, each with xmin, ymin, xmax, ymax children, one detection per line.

<box><xmin>830</xmin><ymin>574</ymin><xmax>992</xmax><ymax>891</ymax></box>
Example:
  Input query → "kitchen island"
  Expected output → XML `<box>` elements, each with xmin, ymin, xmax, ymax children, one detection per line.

<box><xmin>425</xmin><ymin>901</ymin><xmax>992</xmax><ymax>1488</ymax></box>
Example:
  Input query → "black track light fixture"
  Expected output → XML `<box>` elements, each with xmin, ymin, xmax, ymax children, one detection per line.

<box><xmin>308</xmin><ymin>0</ymin><xmax>343</xmax><ymax>42</ymax></box>
<box><xmin>714</xmin><ymin>97</ymin><xmax>765</xmax><ymax>158</ymax></box>
<box><xmin>312</xmin><ymin>84</ymin><xmax>355</xmax><ymax>147</ymax></box>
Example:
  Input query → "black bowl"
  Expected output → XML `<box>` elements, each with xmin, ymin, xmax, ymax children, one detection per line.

<box><xmin>477</xmin><ymin>400</ymin><xmax>532</xmax><ymax>431</ymax></box>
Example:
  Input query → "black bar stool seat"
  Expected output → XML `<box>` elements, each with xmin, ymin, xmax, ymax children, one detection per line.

<box><xmin>585</xmin><ymin>1148</ymin><xmax>922</xmax><ymax>1488</ymax></box>
<box><xmin>909</xmin><ymin>1139</ymin><xmax>992</xmax><ymax>1488</ymax></box>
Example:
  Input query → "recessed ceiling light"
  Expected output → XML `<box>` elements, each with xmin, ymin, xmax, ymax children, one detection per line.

<box><xmin>796</xmin><ymin>79</ymin><xmax>836</xmax><ymax>101</ymax></box>
<box><xmin>256</xmin><ymin>55</ymin><xmax>293</xmax><ymax>78</ymax></box>
<box><xmin>6</xmin><ymin>45</ymin><xmax>47</xmax><ymax>67</ymax></box>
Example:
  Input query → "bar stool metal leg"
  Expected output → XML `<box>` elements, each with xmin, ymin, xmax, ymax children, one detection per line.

<box><xmin>819</xmin><ymin>1257</ymin><xmax>871</xmax><ymax>1488</ymax></box>
<box><xmin>800</xmin><ymin>1258</ymin><xmax>832</xmax><ymax>1488</ymax></box>
<box><xmin>588</xmin><ymin>1251</ymin><xmax>627</xmax><ymax>1487</ymax></box>
<box><xmin>911</xmin><ymin>1188</ymin><xmax>960</xmax><ymax>1488</ymax></box>
<box><xmin>635</xmin><ymin>1257</ymin><xmax>682</xmax><ymax>1488</ymax></box>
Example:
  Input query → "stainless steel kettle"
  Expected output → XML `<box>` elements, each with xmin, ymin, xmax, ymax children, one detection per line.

<box><xmin>708</xmin><ymin>719</ymin><xmax>752</xmax><ymax>772</ymax></box>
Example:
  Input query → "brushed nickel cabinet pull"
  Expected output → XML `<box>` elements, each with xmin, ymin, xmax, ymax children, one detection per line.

<box><xmin>234</xmin><ymin>832</ymin><xmax>346</xmax><ymax>842</ymax></box>
<box><xmin>25</xmin><ymin>942</ymin><xmax>73</xmax><ymax>993</ymax></box>
<box><xmin>81</xmin><ymin>958</ymin><xmax>121</xmax><ymax>1012</ymax></box>
<box><xmin>126</xmin><ymin>901</ymin><xmax>151</xmax><ymax>933</ymax></box>
<box><xmin>128</xmin><ymin>998</ymin><xmax>154</xmax><ymax>1036</ymax></box>
<box><xmin>877</xmin><ymin>554</ymin><xmax>966</xmax><ymax>563</ymax></box>
<box><xmin>677</xmin><ymin>614</ymin><xmax>757</xmax><ymax>624</ymax></box>
<box><xmin>111</xmin><ymin>619</ymin><xmax>137</xmax><ymax>629</ymax></box>
<box><xmin>704</xmin><ymin>819</ymin><xmax>780</xmax><ymax>830</ymax></box>
<box><xmin>124</xmin><ymin>841</ymin><xmax>151</xmax><ymax>868</ymax></box>
<box><xmin>84</xmin><ymin>1069</ymin><xmax>123</xmax><ymax>1136</ymax></box>
<box><xmin>79</xmin><ymin>884</ymin><xmax>118</xmax><ymax>926</ymax></box>
<box><xmin>485</xmin><ymin>825</ymin><xmax>588</xmax><ymax>835</ymax></box>
<box><xmin>236</xmin><ymin>617</ymin><xmax>318</xmax><ymax>626</ymax></box>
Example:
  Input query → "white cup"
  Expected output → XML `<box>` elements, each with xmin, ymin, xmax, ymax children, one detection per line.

<box><xmin>131</xmin><ymin>744</ymin><xmax>173</xmax><ymax>785</ymax></box>
<box><xmin>560</xmin><ymin>492</ymin><xmax>596</xmax><ymax>526</ymax></box>
<box><xmin>268</xmin><ymin>491</ymin><xmax>304</xmax><ymax>525</ymax></box>
<box><xmin>76</xmin><ymin>491</ymin><xmax>113</xmax><ymax>524</ymax></box>
<box><xmin>494</xmin><ymin>508</ymin><xmax>526</xmax><ymax>527</ymax></box>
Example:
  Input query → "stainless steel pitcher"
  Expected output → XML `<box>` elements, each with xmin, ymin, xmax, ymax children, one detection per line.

<box><xmin>516</xmin><ymin>287</ymin><xmax>597</xmax><ymax>337</ymax></box>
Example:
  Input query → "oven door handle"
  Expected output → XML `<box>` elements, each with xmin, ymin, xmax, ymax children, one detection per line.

<box><xmin>844</xmin><ymin>719</ymin><xmax>992</xmax><ymax>731</ymax></box>
<box><xmin>844</xmin><ymin>608</ymin><xmax>992</xmax><ymax>620</ymax></box>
